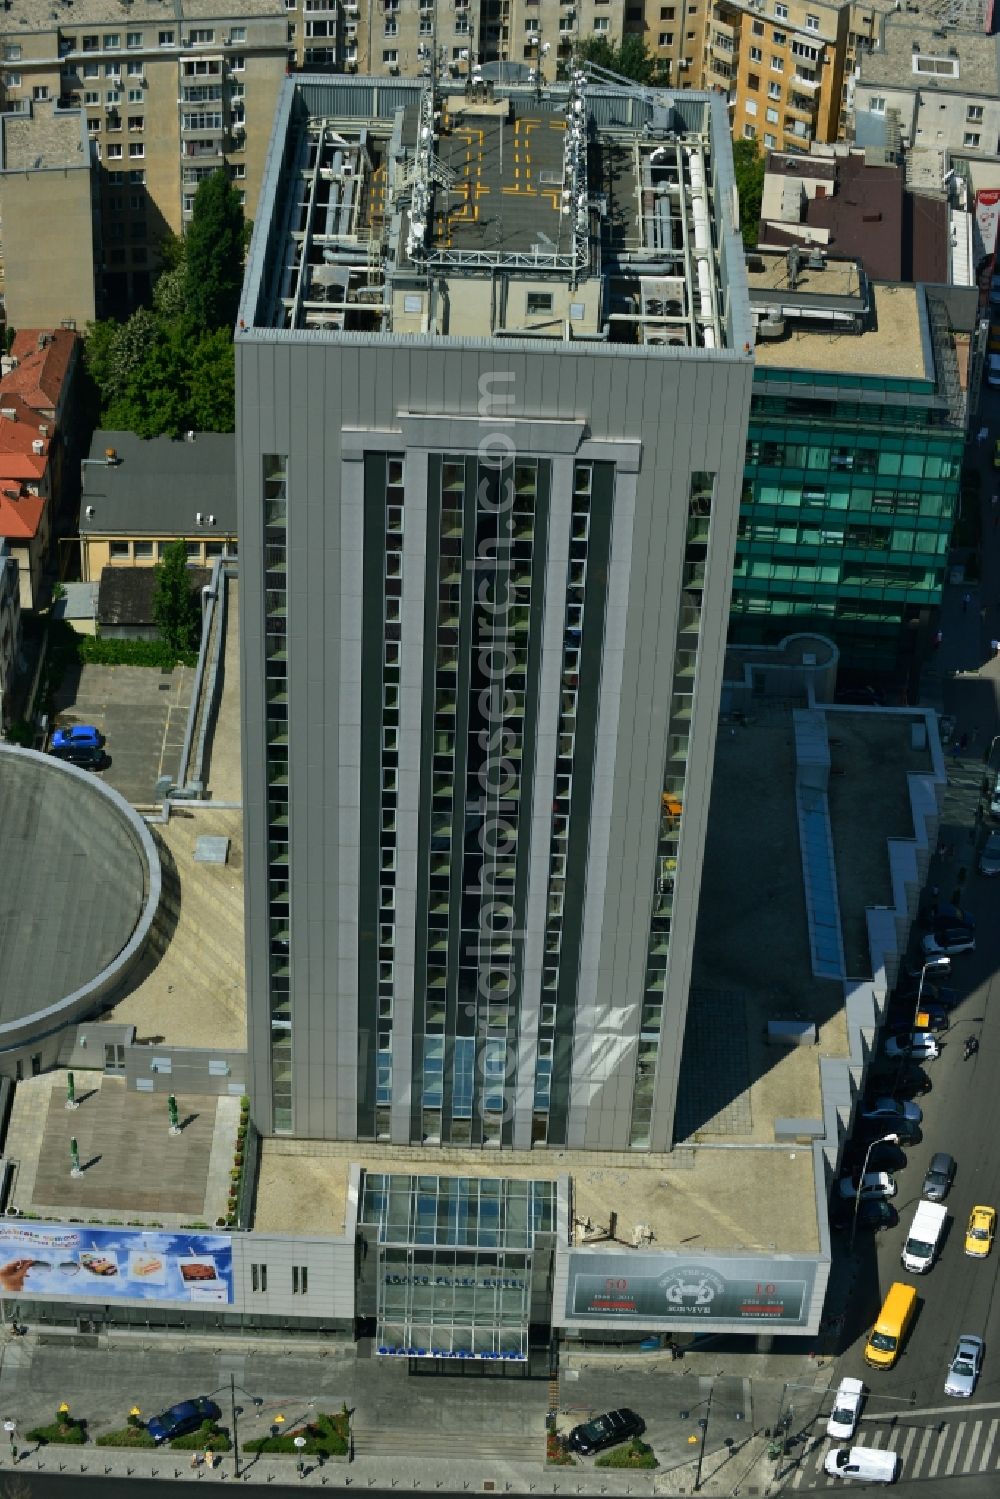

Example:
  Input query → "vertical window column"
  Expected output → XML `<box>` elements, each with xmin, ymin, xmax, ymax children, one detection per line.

<box><xmin>628</xmin><ymin>471</ymin><xmax>715</xmax><ymax>1149</ymax></box>
<box><xmin>263</xmin><ymin>454</ymin><xmax>291</xmax><ymax>1134</ymax></box>
<box><xmin>378</xmin><ymin>460</ymin><xmax>405</xmax><ymax>1139</ymax></box>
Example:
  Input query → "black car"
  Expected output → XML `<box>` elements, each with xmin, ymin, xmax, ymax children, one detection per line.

<box><xmin>917</xmin><ymin>904</ymin><xmax>975</xmax><ymax>932</ymax></box>
<box><xmin>891</xmin><ymin>981</ymin><xmax>958</xmax><ymax>1010</ymax></box>
<box><xmin>868</xmin><ymin>1065</ymin><xmax>932</xmax><ymax>1100</ymax></box>
<box><xmin>843</xmin><ymin>1141</ymin><xmax>907</xmax><ymax>1174</ymax></box>
<box><xmin>49</xmin><ymin>743</ymin><xmax>106</xmax><ymax>771</ymax></box>
<box><xmin>831</xmin><ymin>1197</ymin><xmax>897</xmax><ymax>1233</ymax></box>
<box><xmin>855</xmin><ymin>1115</ymin><xmax>921</xmax><ymax>1145</ymax></box>
<box><xmin>567</xmin><ymin>1408</ymin><xmax>645</xmax><ymax>1456</ymax></box>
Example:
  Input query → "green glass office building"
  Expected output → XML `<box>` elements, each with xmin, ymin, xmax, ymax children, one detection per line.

<box><xmin>731</xmin><ymin>268</ymin><xmax>973</xmax><ymax>675</ymax></box>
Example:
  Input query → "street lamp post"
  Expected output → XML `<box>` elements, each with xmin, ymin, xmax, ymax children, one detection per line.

<box><xmin>294</xmin><ymin>1432</ymin><xmax>307</xmax><ymax>1479</ymax></box>
<box><xmin>207</xmin><ymin>1373</ymin><xmax>262</xmax><ymax>1480</ymax></box>
<box><xmin>850</xmin><ymin>1133</ymin><xmax>899</xmax><ymax>1255</ymax></box>
<box><xmin>692</xmin><ymin>1384</ymin><xmax>714</xmax><ymax>1493</ymax></box>
<box><xmin>912</xmin><ymin>956</ymin><xmax>951</xmax><ymax>1031</ymax></box>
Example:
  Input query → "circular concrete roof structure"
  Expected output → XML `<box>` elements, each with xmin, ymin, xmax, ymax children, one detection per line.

<box><xmin>0</xmin><ymin>745</ymin><xmax>160</xmax><ymax>1047</ymax></box>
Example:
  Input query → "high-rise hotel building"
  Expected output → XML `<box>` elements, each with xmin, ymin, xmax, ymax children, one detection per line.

<box><xmin>236</xmin><ymin>69</ymin><xmax>753</xmax><ymax>1152</ymax></box>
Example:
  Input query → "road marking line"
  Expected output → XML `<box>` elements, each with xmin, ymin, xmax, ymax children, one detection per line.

<box><xmin>979</xmin><ymin>1417</ymin><xmax>998</xmax><ymax>1469</ymax></box>
<box><xmin>868</xmin><ymin>1429</ymin><xmax>885</xmax><ymax>1447</ymax></box>
<box><xmin>912</xmin><ymin>1424</ymin><xmax>935</xmax><ymax>1476</ymax></box>
<box><xmin>789</xmin><ymin>1461</ymin><xmax>805</xmax><ymax>1488</ymax></box>
<box><xmin>944</xmin><ymin>1421</ymin><xmax>967</xmax><ymax>1475</ymax></box>
<box><xmin>966</xmin><ymin>1419</ymin><xmax>983</xmax><ymax>1470</ymax></box>
<box><xmin>865</xmin><ymin>1399</ymin><xmax>1000</xmax><ymax>1420</ymax></box>
<box><xmin>899</xmin><ymin>1427</ymin><xmax>917</xmax><ymax>1467</ymax></box>
<box><xmin>927</xmin><ymin>1423</ymin><xmax>952</xmax><ymax>1478</ymax></box>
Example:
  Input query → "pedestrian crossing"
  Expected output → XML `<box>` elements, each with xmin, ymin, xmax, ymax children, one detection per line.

<box><xmin>786</xmin><ymin>1415</ymin><xmax>1000</xmax><ymax>1487</ymax></box>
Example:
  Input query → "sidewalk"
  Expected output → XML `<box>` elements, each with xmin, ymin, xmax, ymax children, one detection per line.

<box><xmin>0</xmin><ymin>1331</ymin><xmax>840</xmax><ymax>1495</ymax></box>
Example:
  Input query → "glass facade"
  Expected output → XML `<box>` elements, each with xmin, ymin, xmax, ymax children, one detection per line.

<box><xmin>263</xmin><ymin>454</ymin><xmax>291</xmax><ymax>1133</ymax></box>
<box><xmin>359</xmin><ymin>1172</ymin><xmax>555</xmax><ymax>1361</ymax></box>
<box><xmin>731</xmin><ymin>373</ymin><xmax>963</xmax><ymax>672</ymax></box>
<box><xmin>629</xmin><ymin>472</ymin><xmax>715</xmax><ymax>1148</ymax></box>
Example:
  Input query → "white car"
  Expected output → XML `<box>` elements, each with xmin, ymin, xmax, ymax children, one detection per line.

<box><xmin>944</xmin><ymin>1334</ymin><xmax>984</xmax><ymax>1398</ymax></box>
<box><xmin>884</xmin><ymin>1033</ymin><xmax>940</xmax><ymax>1062</ymax></box>
<box><xmin>837</xmin><ymin>1171</ymin><xmax>897</xmax><ymax>1201</ymax></box>
<box><xmin>824</xmin><ymin>1446</ymin><xmax>900</xmax><ymax>1484</ymax></box>
<box><xmin>922</xmin><ymin>930</ymin><xmax>975</xmax><ymax>957</ymax></box>
<box><xmin>826</xmin><ymin>1377</ymin><xmax>866</xmax><ymax>1441</ymax></box>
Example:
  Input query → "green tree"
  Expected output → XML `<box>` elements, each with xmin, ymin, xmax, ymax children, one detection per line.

<box><xmin>575</xmin><ymin>36</ymin><xmax>666</xmax><ymax>85</ymax></box>
<box><xmin>188</xmin><ymin>327</ymin><xmax>236</xmax><ymax>432</ymax></box>
<box><xmin>184</xmin><ymin>170</ymin><xmax>246</xmax><ymax>332</ymax></box>
<box><xmin>153</xmin><ymin>540</ymin><xmax>201</xmax><ymax>655</ymax></box>
<box><xmin>731</xmin><ymin>138</ymin><xmax>765</xmax><ymax>248</ymax></box>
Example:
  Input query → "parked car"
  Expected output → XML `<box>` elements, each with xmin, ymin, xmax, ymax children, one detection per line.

<box><xmin>824</xmin><ymin>1446</ymin><xmax>900</xmax><ymax>1484</ymax></box>
<box><xmin>844</xmin><ymin>1141</ymin><xmax>906</xmax><ymax>1174</ymax></box>
<box><xmin>837</xmin><ymin>1171</ymin><xmax>896</xmax><ymax>1202</ymax></box>
<box><xmin>50</xmin><ymin>723</ymin><xmax>104</xmax><ymax>753</ymax></box>
<box><xmin>566</xmin><ymin>1408</ymin><xmax>644</xmax><ymax>1456</ymax></box>
<box><xmin>885</xmin><ymin>1033</ymin><xmax>941</xmax><ymax>1061</ymax></box>
<box><xmin>965</xmin><ymin>1205</ymin><xmax>996</xmax><ymax>1259</ymax></box>
<box><xmin>979</xmin><ymin>831</ymin><xmax>1000</xmax><ymax>878</ymax></box>
<box><xmin>922</xmin><ymin>1152</ymin><xmax>956</xmax><ymax>1202</ymax></box>
<box><xmin>987</xmin><ymin>353</ymin><xmax>1000</xmax><ymax>388</ymax></box>
<box><xmin>49</xmin><ymin>743</ymin><xmax>107</xmax><ymax>771</ymax></box>
<box><xmin>855</xmin><ymin>1114</ymin><xmax>921</xmax><ymax>1145</ymax></box>
<box><xmin>831</xmin><ymin>1198</ymin><xmax>898</xmax><ymax>1233</ymax></box>
<box><xmin>917</xmin><ymin>903</ymin><xmax>975</xmax><ymax>932</ymax></box>
<box><xmin>146</xmin><ymin>1397</ymin><xmax>222</xmax><ymax>1445</ymax></box>
<box><xmin>891</xmin><ymin>979</ymin><xmax>958</xmax><ymax>1010</ymax></box>
<box><xmin>922</xmin><ymin>929</ymin><xmax>976</xmax><ymax>957</ymax></box>
<box><xmin>887</xmin><ymin>1009</ymin><xmax>949</xmax><ymax>1035</ymax></box>
<box><xmin>875</xmin><ymin>1066</ymin><xmax>932</xmax><ymax>1100</ymax></box>
<box><xmin>826</xmin><ymin>1379</ymin><xmax>867</xmax><ymax>1442</ymax></box>
<box><xmin>860</xmin><ymin>1097</ymin><xmax>922</xmax><ymax>1126</ymax></box>
<box><xmin>989</xmin><ymin>781</ymin><xmax>1000</xmax><ymax>822</ymax></box>
<box><xmin>944</xmin><ymin>1335</ymin><xmax>984</xmax><ymax>1399</ymax></box>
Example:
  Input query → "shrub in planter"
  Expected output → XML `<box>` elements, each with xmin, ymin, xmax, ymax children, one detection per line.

<box><xmin>170</xmin><ymin>1421</ymin><xmax>231</xmax><ymax>1453</ymax></box>
<box><xmin>97</xmin><ymin>1427</ymin><xmax>157</xmax><ymax>1449</ymax></box>
<box><xmin>27</xmin><ymin>1418</ymin><xmax>87</xmax><ymax>1446</ymax></box>
<box><xmin>546</xmin><ymin>1433</ymin><xmax>575</xmax><ymax>1466</ymax></box>
<box><xmin>244</xmin><ymin>1411</ymin><xmax>349</xmax><ymax>1457</ymax></box>
<box><xmin>594</xmin><ymin>1438</ymin><xmax>658</xmax><ymax>1470</ymax></box>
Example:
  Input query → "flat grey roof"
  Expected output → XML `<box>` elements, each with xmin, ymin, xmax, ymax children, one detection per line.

<box><xmin>1</xmin><ymin>107</ymin><xmax>88</xmax><ymax>174</ymax></box>
<box><xmin>0</xmin><ymin>749</ymin><xmax>149</xmax><ymax>1022</ymax></box>
<box><xmin>859</xmin><ymin>19</ymin><xmax>1000</xmax><ymax>96</ymax></box>
<box><xmin>3</xmin><ymin>0</ymin><xmax>283</xmax><ymax>25</ymax></box>
<box><xmin>81</xmin><ymin>432</ymin><xmax>236</xmax><ymax>537</ymax></box>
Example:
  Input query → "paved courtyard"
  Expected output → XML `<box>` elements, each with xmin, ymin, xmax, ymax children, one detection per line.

<box><xmin>52</xmin><ymin>661</ymin><xmax>195</xmax><ymax>806</ymax></box>
<box><xmin>5</xmin><ymin>1072</ymin><xmax>238</xmax><ymax>1227</ymax></box>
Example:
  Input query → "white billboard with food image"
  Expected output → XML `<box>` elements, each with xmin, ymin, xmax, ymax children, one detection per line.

<box><xmin>0</xmin><ymin>1223</ymin><xmax>233</xmax><ymax>1303</ymax></box>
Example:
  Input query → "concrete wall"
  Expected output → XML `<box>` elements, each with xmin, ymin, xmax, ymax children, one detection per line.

<box><xmin>0</xmin><ymin>164</ymin><xmax>95</xmax><ymax>330</ymax></box>
<box><xmin>237</xmin><ymin>335</ymin><xmax>752</xmax><ymax>1147</ymax></box>
<box><xmin>124</xmin><ymin>1044</ymin><xmax>247</xmax><ymax>1097</ymax></box>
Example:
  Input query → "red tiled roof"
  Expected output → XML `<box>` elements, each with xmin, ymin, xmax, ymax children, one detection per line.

<box><xmin>0</xmin><ymin>397</ymin><xmax>50</xmax><ymax>480</ymax></box>
<box><xmin>0</xmin><ymin>488</ymin><xmax>44</xmax><ymax>540</ymax></box>
<box><xmin>3</xmin><ymin>328</ymin><xmax>78</xmax><ymax>415</ymax></box>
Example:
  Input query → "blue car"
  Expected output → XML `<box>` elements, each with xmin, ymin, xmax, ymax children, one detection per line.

<box><xmin>51</xmin><ymin>724</ymin><xmax>104</xmax><ymax>754</ymax></box>
<box><xmin>146</xmin><ymin>1397</ymin><xmax>221</xmax><ymax>1445</ymax></box>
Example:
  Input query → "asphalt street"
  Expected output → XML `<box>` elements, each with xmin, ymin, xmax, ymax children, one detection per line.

<box><xmin>768</xmin><ymin>370</ymin><xmax>1000</xmax><ymax>1491</ymax></box>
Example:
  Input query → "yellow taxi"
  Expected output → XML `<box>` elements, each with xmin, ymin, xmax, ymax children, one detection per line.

<box><xmin>965</xmin><ymin>1205</ymin><xmax>996</xmax><ymax>1258</ymax></box>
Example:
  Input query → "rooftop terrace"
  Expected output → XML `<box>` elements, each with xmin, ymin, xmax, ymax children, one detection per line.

<box><xmin>248</xmin><ymin>73</ymin><xmax>741</xmax><ymax>351</ymax></box>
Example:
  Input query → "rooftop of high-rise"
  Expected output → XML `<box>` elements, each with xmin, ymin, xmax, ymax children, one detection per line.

<box><xmin>240</xmin><ymin>71</ymin><xmax>751</xmax><ymax>352</ymax></box>
<box><xmin>0</xmin><ymin>0</ymin><xmax>284</xmax><ymax>26</ymax></box>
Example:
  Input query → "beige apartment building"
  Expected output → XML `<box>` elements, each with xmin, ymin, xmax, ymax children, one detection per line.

<box><xmin>0</xmin><ymin>1</ymin><xmax>288</xmax><ymax>318</ymax></box>
<box><xmin>286</xmin><ymin>0</ymin><xmax>624</xmax><ymax>80</ymax></box>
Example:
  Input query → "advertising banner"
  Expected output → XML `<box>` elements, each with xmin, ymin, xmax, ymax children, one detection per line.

<box><xmin>0</xmin><ymin>1223</ymin><xmax>233</xmax><ymax>1304</ymax></box>
<box><xmin>975</xmin><ymin>188</ymin><xmax>1000</xmax><ymax>268</ymax></box>
<box><xmin>565</xmin><ymin>1251</ymin><xmax>816</xmax><ymax>1328</ymax></box>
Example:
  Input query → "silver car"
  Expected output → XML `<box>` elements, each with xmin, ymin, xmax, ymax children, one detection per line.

<box><xmin>944</xmin><ymin>1335</ymin><xmax>984</xmax><ymax>1398</ymax></box>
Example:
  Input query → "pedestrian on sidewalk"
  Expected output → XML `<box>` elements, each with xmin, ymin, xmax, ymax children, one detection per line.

<box><xmin>982</xmin><ymin>605</ymin><xmax>989</xmax><ymax>622</ymax></box>
<box><xmin>959</xmin><ymin>731</ymin><xmax>970</xmax><ymax>752</ymax></box>
<box><xmin>963</xmin><ymin>592</ymin><xmax>972</xmax><ymax>613</ymax></box>
<box><xmin>934</xmin><ymin>629</ymin><xmax>944</xmax><ymax>650</ymax></box>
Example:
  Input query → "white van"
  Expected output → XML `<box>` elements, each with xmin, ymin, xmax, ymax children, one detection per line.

<box><xmin>901</xmin><ymin>1199</ymin><xmax>947</xmax><ymax>1274</ymax></box>
<box><xmin>824</xmin><ymin>1446</ymin><xmax>900</xmax><ymax>1484</ymax></box>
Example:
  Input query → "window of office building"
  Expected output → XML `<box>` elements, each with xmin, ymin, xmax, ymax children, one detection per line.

<box><xmin>629</xmin><ymin>472</ymin><xmax>715</xmax><ymax>1149</ymax></box>
<box><xmin>263</xmin><ymin>453</ymin><xmax>291</xmax><ymax>1132</ymax></box>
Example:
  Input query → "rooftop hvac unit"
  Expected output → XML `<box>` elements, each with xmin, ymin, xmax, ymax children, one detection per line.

<box><xmin>32</xmin><ymin>439</ymin><xmax>44</xmax><ymax>455</ymax></box>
